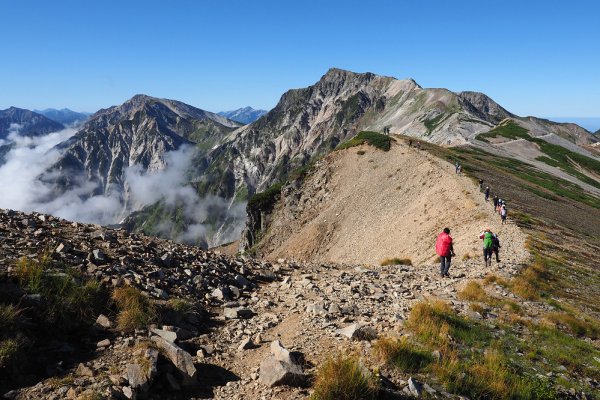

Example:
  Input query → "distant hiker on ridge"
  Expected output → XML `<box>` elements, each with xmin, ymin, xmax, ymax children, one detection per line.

<box><xmin>485</xmin><ymin>186</ymin><xmax>490</xmax><ymax>201</ymax></box>
<box><xmin>479</xmin><ymin>179</ymin><xmax>484</xmax><ymax>192</ymax></box>
<box><xmin>479</xmin><ymin>228</ymin><xmax>494</xmax><ymax>267</ymax></box>
<box><xmin>493</xmin><ymin>195</ymin><xmax>499</xmax><ymax>209</ymax></box>
<box><xmin>500</xmin><ymin>204</ymin><xmax>508</xmax><ymax>224</ymax></box>
<box><xmin>435</xmin><ymin>228</ymin><xmax>455</xmax><ymax>278</ymax></box>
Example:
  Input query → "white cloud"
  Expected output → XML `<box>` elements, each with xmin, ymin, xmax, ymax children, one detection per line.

<box><xmin>0</xmin><ymin>129</ymin><xmax>246</xmax><ymax>247</ymax></box>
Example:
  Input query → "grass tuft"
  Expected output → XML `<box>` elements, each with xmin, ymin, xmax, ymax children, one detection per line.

<box><xmin>112</xmin><ymin>286</ymin><xmax>157</xmax><ymax>332</ymax></box>
<box><xmin>373</xmin><ymin>337</ymin><xmax>432</xmax><ymax>372</ymax></box>
<box><xmin>310</xmin><ymin>355</ymin><xmax>379</xmax><ymax>400</ymax></box>
<box><xmin>380</xmin><ymin>257</ymin><xmax>412</xmax><ymax>266</ymax></box>
<box><xmin>458</xmin><ymin>281</ymin><xmax>488</xmax><ymax>302</ymax></box>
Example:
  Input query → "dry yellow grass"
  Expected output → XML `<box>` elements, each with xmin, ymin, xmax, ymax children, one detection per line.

<box><xmin>112</xmin><ymin>286</ymin><xmax>157</xmax><ymax>332</ymax></box>
<box><xmin>380</xmin><ymin>257</ymin><xmax>412</xmax><ymax>266</ymax></box>
<box><xmin>458</xmin><ymin>281</ymin><xmax>488</xmax><ymax>302</ymax></box>
<box><xmin>310</xmin><ymin>354</ymin><xmax>379</xmax><ymax>400</ymax></box>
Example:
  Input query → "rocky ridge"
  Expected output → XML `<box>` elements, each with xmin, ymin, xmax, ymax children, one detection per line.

<box><xmin>0</xmin><ymin>107</ymin><xmax>65</xmax><ymax>139</ymax></box>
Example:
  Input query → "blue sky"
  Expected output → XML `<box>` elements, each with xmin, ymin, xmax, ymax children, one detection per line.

<box><xmin>0</xmin><ymin>0</ymin><xmax>598</xmax><ymax>123</ymax></box>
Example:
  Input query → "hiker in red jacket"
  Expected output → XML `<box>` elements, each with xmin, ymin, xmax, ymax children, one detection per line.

<box><xmin>436</xmin><ymin>228</ymin><xmax>455</xmax><ymax>278</ymax></box>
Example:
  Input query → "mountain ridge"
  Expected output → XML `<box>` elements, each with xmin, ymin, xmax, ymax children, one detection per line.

<box><xmin>218</xmin><ymin>106</ymin><xmax>268</xmax><ymax>124</ymax></box>
<box><xmin>0</xmin><ymin>107</ymin><xmax>65</xmax><ymax>139</ymax></box>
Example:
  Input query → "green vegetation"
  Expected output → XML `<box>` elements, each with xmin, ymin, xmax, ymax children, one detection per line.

<box><xmin>112</xmin><ymin>286</ymin><xmax>157</xmax><ymax>332</ymax></box>
<box><xmin>247</xmin><ymin>182</ymin><xmax>283</xmax><ymax>214</ymax></box>
<box><xmin>380</xmin><ymin>257</ymin><xmax>412</xmax><ymax>266</ymax></box>
<box><xmin>336</xmin><ymin>131</ymin><xmax>393</xmax><ymax>152</ymax></box>
<box><xmin>423</xmin><ymin>113</ymin><xmax>447</xmax><ymax>134</ymax></box>
<box><xmin>529</xmin><ymin>137</ymin><xmax>600</xmax><ymax>189</ymax></box>
<box><xmin>15</xmin><ymin>255</ymin><xmax>105</xmax><ymax>325</ymax></box>
<box><xmin>311</xmin><ymin>355</ymin><xmax>379</xmax><ymax>400</ymax></box>
<box><xmin>373</xmin><ymin>337</ymin><xmax>432</xmax><ymax>372</ymax></box>
<box><xmin>476</xmin><ymin>120</ymin><xmax>530</xmax><ymax>142</ymax></box>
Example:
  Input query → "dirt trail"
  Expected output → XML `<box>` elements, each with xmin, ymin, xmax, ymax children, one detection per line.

<box><xmin>202</xmin><ymin>141</ymin><xmax>534</xmax><ymax>399</ymax></box>
<box><xmin>258</xmin><ymin>139</ymin><xmax>528</xmax><ymax>267</ymax></box>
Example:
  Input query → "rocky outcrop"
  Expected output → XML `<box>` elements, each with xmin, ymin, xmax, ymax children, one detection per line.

<box><xmin>43</xmin><ymin>95</ymin><xmax>241</xmax><ymax>196</ymax></box>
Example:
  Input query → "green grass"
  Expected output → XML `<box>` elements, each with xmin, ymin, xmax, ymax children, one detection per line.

<box><xmin>423</xmin><ymin>113</ymin><xmax>447</xmax><ymax>133</ymax></box>
<box><xmin>336</xmin><ymin>131</ymin><xmax>393</xmax><ymax>152</ymax></box>
<box><xmin>373</xmin><ymin>337</ymin><xmax>432</xmax><ymax>372</ymax></box>
<box><xmin>247</xmin><ymin>182</ymin><xmax>283</xmax><ymax>214</ymax></box>
<box><xmin>476</xmin><ymin>120</ymin><xmax>531</xmax><ymax>142</ymax></box>
<box><xmin>15</xmin><ymin>256</ymin><xmax>105</xmax><ymax>326</ymax></box>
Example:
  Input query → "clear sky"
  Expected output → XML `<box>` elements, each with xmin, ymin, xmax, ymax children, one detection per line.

<box><xmin>1</xmin><ymin>0</ymin><xmax>598</xmax><ymax>119</ymax></box>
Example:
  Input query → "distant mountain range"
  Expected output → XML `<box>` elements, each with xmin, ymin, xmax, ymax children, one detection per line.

<box><xmin>218</xmin><ymin>107</ymin><xmax>268</xmax><ymax>124</ymax></box>
<box><xmin>0</xmin><ymin>107</ymin><xmax>64</xmax><ymax>139</ymax></box>
<box><xmin>34</xmin><ymin>108</ymin><xmax>91</xmax><ymax>126</ymax></box>
<box><xmin>1</xmin><ymin>68</ymin><xmax>598</xmax><ymax>247</ymax></box>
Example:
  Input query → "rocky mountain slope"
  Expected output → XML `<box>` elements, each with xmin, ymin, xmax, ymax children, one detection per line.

<box><xmin>0</xmin><ymin>107</ymin><xmax>64</xmax><ymax>139</ymax></box>
<box><xmin>218</xmin><ymin>107</ymin><xmax>268</xmax><ymax>124</ymax></box>
<box><xmin>42</xmin><ymin>95</ymin><xmax>241</xmax><ymax>200</ymax></box>
<box><xmin>194</xmin><ymin>68</ymin><xmax>597</xmax><ymax>204</ymax></box>
<box><xmin>244</xmin><ymin>139</ymin><xmax>527</xmax><ymax>266</ymax></box>
<box><xmin>34</xmin><ymin>108</ymin><xmax>91</xmax><ymax>126</ymax></box>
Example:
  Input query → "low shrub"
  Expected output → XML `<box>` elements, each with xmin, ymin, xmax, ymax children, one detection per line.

<box><xmin>336</xmin><ymin>131</ymin><xmax>393</xmax><ymax>152</ymax></box>
<box><xmin>311</xmin><ymin>355</ymin><xmax>379</xmax><ymax>400</ymax></box>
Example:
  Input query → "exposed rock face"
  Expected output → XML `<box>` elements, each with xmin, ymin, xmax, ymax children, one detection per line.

<box><xmin>0</xmin><ymin>107</ymin><xmax>64</xmax><ymax>139</ymax></box>
<box><xmin>197</xmin><ymin>68</ymin><xmax>598</xmax><ymax>206</ymax></box>
<box><xmin>43</xmin><ymin>94</ymin><xmax>241</xmax><ymax>197</ymax></box>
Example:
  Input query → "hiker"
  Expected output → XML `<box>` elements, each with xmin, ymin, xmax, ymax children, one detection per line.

<box><xmin>485</xmin><ymin>186</ymin><xmax>490</xmax><ymax>201</ymax></box>
<box><xmin>479</xmin><ymin>179</ymin><xmax>484</xmax><ymax>192</ymax></box>
<box><xmin>493</xmin><ymin>195</ymin><xmax>499</xmax><ymax>209</ymax></box>
<box><xmin>455</xmin><ymin>162</ymin><xmax>460</xmax><ymax>174</ymax></box>
<box><xmin>435</xmin><ymin>228</ymin><xmax>455</xmax><ymax>278</ymax></box>
<box><xmin>409</xmin><ymin>139</ymin><xmax>413</xmax><ymax>147</ymax></box>
<box><xmin>492</xmin><ymin>233</ymin><xmax>501</xmax><ymax>263</ymax></box>
<box><xmin>500</xmin><ymin>204</ymin><xmax>508</xmax><ymax>224</ymax></box>
<box><xmin>479</xmin><ymin>228</ymin><xmax>494</xmax><ymax>267</ymax></box>
<box><xmin>416</xmin><ymin>141</ymin><xmax>421</xmax><ymax>150</ymax></box>
<box><xmin>457</xmin><ymin>165</ymin><xmax>462</xmax><ymax>175</ymax></box>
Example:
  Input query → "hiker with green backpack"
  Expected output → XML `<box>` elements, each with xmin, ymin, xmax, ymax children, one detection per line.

<box><xmin>479</xmin><ymin>228</ymin><xmax>494</xmax><ymax>267</ymax></box>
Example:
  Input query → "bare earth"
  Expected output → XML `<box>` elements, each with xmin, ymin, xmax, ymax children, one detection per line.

<box><xmin>258</xmin><ymin>139</ymin><xmax>529</xmax><ymax>267</ymax></box>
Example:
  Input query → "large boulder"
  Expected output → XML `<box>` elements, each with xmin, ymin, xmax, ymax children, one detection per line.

<box><xmin>152</xmin><ymin>336</ymin><xmax>197</xmax><ymax>385</ymax></box>
<box><xmin>259</xmin><ymin>340</ymin><xmax>306</xmax><ymax>387</ymax></box>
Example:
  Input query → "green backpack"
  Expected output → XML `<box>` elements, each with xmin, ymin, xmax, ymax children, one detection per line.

<box><xmin>483</xmin><ymin>231</ymin><xmax>493</xmax><ymax>249</ymax></box>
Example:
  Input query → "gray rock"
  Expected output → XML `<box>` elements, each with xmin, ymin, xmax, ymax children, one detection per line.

<box><xmin>127</xmin><ymin>363</ymin><xmax>150</xmax><ymax>394</ymax></box>
<box><xmin>75</xmin><ymin>363</ymin><xmax>94</xmax><ymax>377</ymax></box>
<box><xmin>238</xmin><ymin>337</ymin><xmax>254</xmax><ymax>351</ymax></box>
<box><xmin>336</xmin><ymin>323</ymin><xmax>378</xmax><ymax>341</ymax></box>
<box><xmin>152</xmin><ymin>336</ymin><xmax>197</xmax><ymax>384</ymax></box>
<box><xmin>96</xmin><ymin>339</ymin><xmax>111</xmax><ymax>348</ymax></box>
<box><xmin>223</xmin><ymin>307</ymin><xmax>253</xmax><ymax>319</ymax></box>
<box><xmin>408</xmin><ymin>377</ymin><xmax>423</xmax><ymax>397</ymax></box>
<box><xmin>151</xmin><ymin>328</ymin><xmax>178</xmax><ymax>343</ymax></box>
<box><xmin>259</xmin><ymin>341</ymin><xmax>305</xmax><ymax>387</ymax></box>
<box><xmin>95</xmin><ymin>314</ymin><xmax>112</xmax><ymax>329</ymax></box>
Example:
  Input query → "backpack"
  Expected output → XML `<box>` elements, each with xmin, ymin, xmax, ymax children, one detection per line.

<box><xmin>483</xmin><ymin>231</ymin><xmax>493</xmax><ymax>249</ymax></box>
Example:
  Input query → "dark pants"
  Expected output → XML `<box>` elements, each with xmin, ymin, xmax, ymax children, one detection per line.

<box><xmin>440</xmin><ymin>255</ymin><xmax>451</xmax><ymax>276</ymax></box>
<box><xmin>483</xmin><ymin>248</ymin><xmax>493</xmax><ymax>264</ymax></box>
<box><xmin>493</xmin><ymin>248</ymin><xmax>500</xmax><ymax>262</ymax></box>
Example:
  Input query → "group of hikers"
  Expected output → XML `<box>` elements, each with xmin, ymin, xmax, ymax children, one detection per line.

<box><xmin>434</xmin><ymin>177</ymin><xmax>509</xmax><ymax>278</ymax></box>
<box><xmin>435</xmin><ymin>227</ymin><xmax>501</xmax><ymax>278</ymax></box>
<box><xmin>480</xmin><ymin>179</ymin><xmax>508</xmax><ymax>224</ymax></box>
